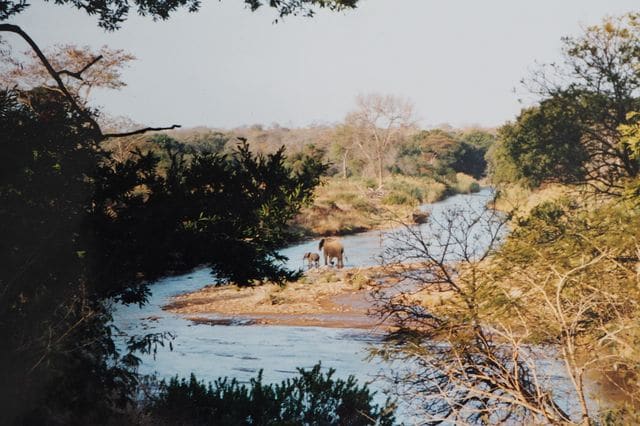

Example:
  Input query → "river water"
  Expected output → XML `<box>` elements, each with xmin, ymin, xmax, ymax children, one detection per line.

<box><xmin>112</xmin><ymin>189</ymin><xmax>495</xmax><ymax>402</ymax></box>
<box><xmin>112</xmin><ymin>188</ymin><xmax>582</xmax><ymax>419</ymax></box>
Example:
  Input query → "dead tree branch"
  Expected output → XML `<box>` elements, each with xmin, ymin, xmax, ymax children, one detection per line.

<box><xmin>103</xmin><ymin>124</ymin><xmax>182</xmax><ymax>139</ymax></box>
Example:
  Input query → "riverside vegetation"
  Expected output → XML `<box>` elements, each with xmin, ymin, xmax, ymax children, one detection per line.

<box><xmin>3</xmin><ymin>2</ymin><xmax>640</xmax><ymax>425</ymax></box>
<box><xmin>0</xmin><ymin>4</ymin><xmax>484</xmax><ymax>422</ymax></box>
<box><xmin>365</xmin><ymin>13</ymin><xmax>640</xmax><ymax>425</ymax></box>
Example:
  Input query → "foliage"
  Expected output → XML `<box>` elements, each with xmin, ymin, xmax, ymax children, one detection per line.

<box><xmin>148</xmin><ymin>363</ymin><xmax>396</xmax><ymax>425</ymax></box>
<box><xmin>162</xmin><ymin>130</ymin><xmax>232</xmax><ymax>155</ymax></box>
<box><xmin>0</xmin><ymin>0</ymin><xmax>359</xmax><ymax>30</ymax></box>
<box><xmin>394</xmin><ymin>129</ymin><xmax>456</xmax><ymax>178</ymax></box>
<box><xmin>452</xmin><ymin>129</ymin><xmax>495</xmax><ymax>179</ymax></box>
<box><xmin>489</xmin><ymin>198</ymin><xmax>640</xmax><ymax>421</ymax></box>
<box><xmin>94</xmin><ymin>138</ymin><xmax>325</xmax><ymax>287</ymax></box>
<box><xmin>346</xmin><ymin>93</ymin><xmax>415</xmax><ymax>188</ymax></box>
<box><xmin>394</xmin><ymin>129</ymin><xmax>494</xmax><ymax>180</ymax></box>
<box><xmin>328</xmin><ymin>123</ymin><xmax>367</xmax><ymax>178</ymax></box>
<box><xmin>0</xmin><ymin>88</ymin><xmax>145</xmax><ymax>424</ymax></box>
<box><xmin>291</xmin><ymin>175</ymin><xmax>451</xmax><ymax>237</ymax></box>
<box><xmin>451</xmin><ymin>172</ymin><xmax>481</xmax><ymax>194</ymax></box>
<box><xmin>285</xmin><ymin>142</ymin><xmax>327</xmax><ymax>176</ymax></box>
<box><xmin>620</xmin><ymin>111</ymin><xmax>640</xmax><ymax>160</ymax></box>
<box><xmin>0</xmin><ymin>88</ymin><xmax>324</xmax><ymax>423</ymax></box>
<box><xmin>372</xmin><ymin>191</ymin><xmax>640</xmax><ymax>424</ymax></box>
<box><xmin>490</xmin><ymin>98</ymin><xmax>588</xmax><ymax>188</ymax></box>
<box><xmin>0</xmin><ymin>44</ymin><xmax>135</xmax><ymax>106</ymax></box>
<box><xmin>492</xmin><ymin>13</ymin><xmax>640</xmax><ymax>193</ymax></box>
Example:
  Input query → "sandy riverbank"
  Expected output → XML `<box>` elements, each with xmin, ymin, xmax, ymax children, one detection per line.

<box><xmin>163</xmin><ymin>266</ymin><xmax>391</xmax><ymax>329</ymax></box>
<box><xmin>162</xmin><ymin>263</ymin><xmax>451</xmax><ymax>329</ymax></box>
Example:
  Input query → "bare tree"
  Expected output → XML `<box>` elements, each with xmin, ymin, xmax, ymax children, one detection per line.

<box><xmin>370</xmin><ymin>198</ymin><xmax>640</xmax><ymax>425</ymax></box>
<box><xmin>346</xmin><ymin>93</ymin><xmax>415</xmax><ymax>188</ymax></box>
<box><xmin>330</xmin><ymin>124</ymin><xmax>359</xmax><ymax>179</ymax></box>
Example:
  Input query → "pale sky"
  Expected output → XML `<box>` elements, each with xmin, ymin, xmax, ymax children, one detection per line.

<box><xmin>7</xmin><ymin>0</ymin><xmax>640</xmax><ymax>129</ymax></box>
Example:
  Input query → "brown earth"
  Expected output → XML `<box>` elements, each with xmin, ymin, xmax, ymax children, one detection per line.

<box><xmin>163</xmin><ymin>266</ymin><xmax>394</xmax><ymax>329</ymax></box>
<box><xmin>163</xmin><ymin>263</ymin><xmax>450</xmax><ymax>329</ymax></box>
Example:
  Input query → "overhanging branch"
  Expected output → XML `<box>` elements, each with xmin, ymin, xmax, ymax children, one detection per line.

<box><xmin>58</xmin><ymin>54</ymin><xmax>104</xmax><ymax>80</ymax></box>
<box><xmin>0</xmin><ymin>23</ymin><xmax>180</xmax><ymax>141</ymax></box>
<box><xmin>0</xmin><ymin>23</ymin><xmax>101</xmax><ymax>134</ymax></box>
<box><xmin>103</xmin><ymin>124</ymin><xmax>182</xmax><ymax>139</ymax></box>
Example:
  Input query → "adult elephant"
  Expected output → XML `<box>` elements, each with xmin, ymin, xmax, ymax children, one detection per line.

<box><xmin>318</xmin><ymin>237</ymin><xmax>345</xmax><ymax>268</ymax></box>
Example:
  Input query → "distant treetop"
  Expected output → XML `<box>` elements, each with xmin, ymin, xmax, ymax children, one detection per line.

<box><xmin>0</xmin><ymin>0</ymin><xmax>359</xmax><ymax>30</ymax></box>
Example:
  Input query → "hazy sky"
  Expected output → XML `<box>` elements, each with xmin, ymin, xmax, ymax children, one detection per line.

<box><xmin>7</xmin><ymin>0</ymin><xmax>640</xmax><ymax>129</ymax></box>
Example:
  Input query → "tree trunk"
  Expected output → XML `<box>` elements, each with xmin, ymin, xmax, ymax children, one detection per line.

<box><xmin>342</xmin><ymin>150</ymin><xmax>348</xmax><ymax>179</ymax></box>
<box><xmin>377</xmin><ymin>154</ymin><xmax>384</xmax><ymax>189</ymax></box>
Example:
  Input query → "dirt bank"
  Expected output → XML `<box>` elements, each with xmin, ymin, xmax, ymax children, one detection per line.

<box><xmin>162</xmin><ymin>262</ymin><xmax>449</xmax><ymax>329</ymax></box>
<box><xmin>163</xmin><ymin>267</ymin><xmax>391</xmax><ymax>329</ymax></box>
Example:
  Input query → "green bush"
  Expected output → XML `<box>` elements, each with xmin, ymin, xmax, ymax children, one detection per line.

<box><xmin>148</xmin><ymin>364</ymin><xmax>396</xmax><ymax>425</ymax></box>
<box><xmin>382</xmin><ymin>191</ymin><xmax>414</xmax><ymax>206</ymax></box>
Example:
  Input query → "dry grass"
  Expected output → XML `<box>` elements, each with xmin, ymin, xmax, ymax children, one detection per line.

<box><xmin>492</xmin><ymin>183</ymin><xmax>573</xmax><ymax>216</ymax></box>
<box><xmin>162</xmin><ymin>267</ymin><xmax>383</xmax><ymax>328</ymax></box>
<box><xmin>292</xmin><ymin>176</ymin><xmax>450</xmax><ymax>237</ymax></box>
<box><xmin>452</xmin><ymin>172</ymin><xmax>481</xmax><ymax>194</ymax></box>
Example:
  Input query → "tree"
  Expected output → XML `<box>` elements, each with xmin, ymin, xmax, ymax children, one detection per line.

<box><xmin>501</xmin><ymin>13</ymin><xmax>640</xmax><ymax>193</ymax></box>
<box><xmin>0</xmin><ymin>44</ymin><xmax>135</xmax><ymax>106</ymax></box>
<box><xmin>346</xmin><ymin>93</ymin><xmax>415</xmax><ymax>188</ymax></box>
<box><xmin>452</xmin><ymin>129</ymin><xmax>495</xmax><ymax>179</ymax></box>
<box><xmin>1</xmin><ymin>0</ymin><xmax>359</xmax><ymax>30</ymax></box>
<box><xmin>371</xmin><ymin>197</ymin><xmax>640</xmax><ymax>424</ymax></box>
<box><xmin>491</xmin><ymin>97</ymin><xmax>588</xmax><ymax>188</ymax></box>
<box><xmin>0</xmin><ymin>0</ymin><xmax>354</xmax><ymax>422</ymax></box>
<box><xmin>330</xmin><ymin>123</ymin><xmax>360</xmax><ymax>179</ymax></box>
<box><xmin>0</xmin><ymin>87</ymin><xmax>326</xmax><ymax>422</ymax></box>
<box><xmin>393</xmin><ymin>128</ymin><xmax>494</xmax><ymax>180</ymax></box>
<box><xmin>394</xmin><ymin>129</ymin><xmax>458</xmax><ymax>178</ymax></box>
<box><xmin>620</xmin><ymin>111</ymin><xmax>640</xmax><ymax>161</ymax></box>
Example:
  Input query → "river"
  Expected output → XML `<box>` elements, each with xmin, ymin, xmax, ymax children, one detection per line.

<box><xmin>112</xmin><ymin>188</ymin><xmax>581</xmax><ymax>419</ymax></box>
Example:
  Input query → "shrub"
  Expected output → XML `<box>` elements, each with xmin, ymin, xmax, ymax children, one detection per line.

<box><xmin>452</xmin><ymin>173</ymin><xmax>480</xmax><ymax>194</ymax></box>
<box><xmin>148</xmin><ymin>364</ymin><xmax>396</xmax><ymax>425</ymax></box>
<box><xmin>382</xmin><ymin>191</ymin><xmax>414</xmax><ymax>206</ymax></box>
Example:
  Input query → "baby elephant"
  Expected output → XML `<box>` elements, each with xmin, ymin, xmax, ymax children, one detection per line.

<box><xmin>303</xmin><ymin>252</ymin><xmax>320</xmax><ymax>269</ymax></box>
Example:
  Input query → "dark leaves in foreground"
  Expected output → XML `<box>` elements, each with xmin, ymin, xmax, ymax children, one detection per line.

<box><xmin>149</xmin><ymin>363</ymin><xmax>396</xmax><ymax>426</ymax></box>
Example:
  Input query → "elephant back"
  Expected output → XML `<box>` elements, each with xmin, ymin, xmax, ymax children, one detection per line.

<box><xmin>319</xmin><ymin>237</ymin><xmax>342</xmax><ymax>251</ymax></box>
